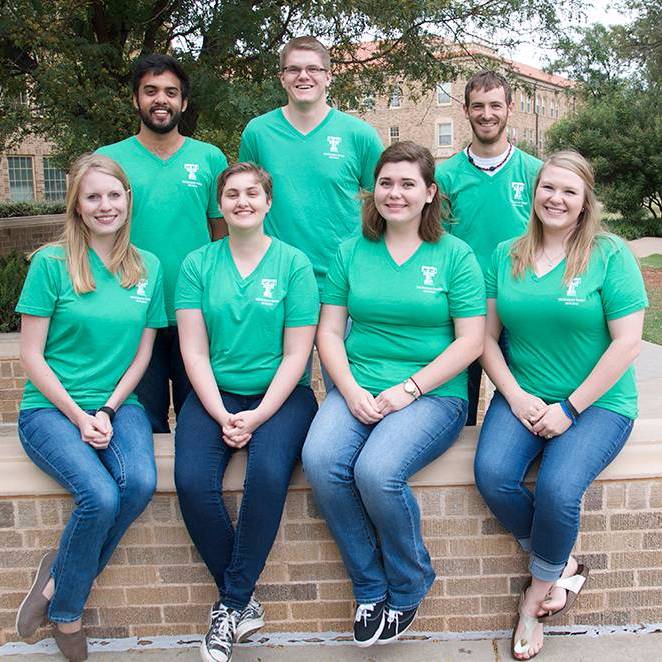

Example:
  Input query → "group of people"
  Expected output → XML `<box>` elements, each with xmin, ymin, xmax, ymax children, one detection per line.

<box><xmin>13</xmin><ymin>36</ymin><xmax>646</xmax><ymax>662</ymax></box>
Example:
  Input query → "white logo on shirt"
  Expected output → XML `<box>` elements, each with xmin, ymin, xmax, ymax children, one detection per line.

<box><xmin>511</xmin><ymin>182</ymin><xmax>525</xmax><ymax>200</ymax></box>
<box><xmin>421</xmin><ymin>265</ymin><xmax>437</xmax><ymax>286</ymax></box>
<box><xmin>184</xmin><ymin>163</ymin><xmax>199</xmax><ymax>180</ymax></box>
<box><xmin>130</xmin><ymin>279</ymin><xmax>150</xmax><ymax>304</ymax></box>
<box><xmin>558</xmin><ymin>277</ymin><xmax>586</xmax><ymax>306</ymax></box>
<box><xmin>327</xmin><ymin>136</ymin><xmax>342</xmax><ymax>152</ymax></box>
<box><xmin>566</xmin><ymin>278</ymin><xmax>581</xmax><ymax>297</ymax></box>
<box><xmin>261</xmin><ymin>279</ymin><xmax>277</xmax><ymax>298</ymax></box>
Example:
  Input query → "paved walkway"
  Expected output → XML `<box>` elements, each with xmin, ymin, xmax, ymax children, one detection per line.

<box><xmin>629</xmin><ymin>236</ymin><xmax>662</xmax><ymax>258</ymax></box>
<box><xmin>2</xmin><ymin>630</ymin><xmax>662</xmax><ymax>661</ymax></box>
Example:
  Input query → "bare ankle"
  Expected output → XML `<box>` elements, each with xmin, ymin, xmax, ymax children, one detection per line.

<box><xmin>56</xmin><ymin>619</ymin><xmax>81</xmax><ymax>634</ymax></box>
<box><xmin>42</xmin><ymin>577</ymin><xmax>55</xmax><ymax>601</ymax></box>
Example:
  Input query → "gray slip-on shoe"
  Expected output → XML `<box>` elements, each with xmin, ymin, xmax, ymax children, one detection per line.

<box><xmin>52</xmin><ymin>625</ymin><xmax>88</xmax><ymax>661</ymax></box>
<box><xmin>16</xmin><ymin>550</ymin><xmax>56</xmax><ymax>638</ymax></box>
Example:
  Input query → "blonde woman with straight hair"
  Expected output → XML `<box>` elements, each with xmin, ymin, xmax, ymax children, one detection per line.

<box><xmin>473</xmin><ymin>151</ymin><xmax>648</xmax><ymax>660</ymax></box>
<box><xmin>15</xmin><ymin>154</ymin><xmax>166</xmax><ymax>661</ymax></box>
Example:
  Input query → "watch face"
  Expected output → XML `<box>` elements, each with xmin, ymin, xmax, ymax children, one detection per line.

<box><xmin>404</xmin><ymin>380</ymin><xmax>415</xmax><ymax>394</ymax></box>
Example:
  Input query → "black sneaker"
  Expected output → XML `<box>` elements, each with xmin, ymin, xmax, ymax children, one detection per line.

<box><xmin>235</xmin><ymin>595</ymin><xmax>265</xmax><ymax>642</ymax></box>
<box><xmin>377</xmin><ymin>605</ymin><xmax>418</xmax><ymax>644</ymax></box>
<box><xmin>353</xmin><ymin>599</ymin><xmax>386</xmax><ymax>647</ymax></box>
<box><xmin>200</xmin><ymin>601</ymin><xmax>238</xmax><ymax>662</ymax></box>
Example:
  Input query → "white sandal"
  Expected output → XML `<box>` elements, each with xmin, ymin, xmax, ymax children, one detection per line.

<box><xmin>511</xmin><ymin>587</ymin><xmax>542</xmax><ymax>660</ymax></box>
<box><xmin>539</xmin><ymin>564</ymin><xmax>590</xmax><ymax>620</ymax></box>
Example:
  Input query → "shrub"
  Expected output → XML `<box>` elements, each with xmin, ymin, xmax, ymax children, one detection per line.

<box><xmin>0</xmin><ymin>251</ymin><xmax>29</xmax><ymax>333</ymax></box>
<box><xmin>0</xmin><ymin>200</ymin><xmax>65</xmax><ymax>218</ymax></box>
<box><xmin>602</xmin><ymin>214</ymin><xmax>662</xmax><ymax>240</ymax></box>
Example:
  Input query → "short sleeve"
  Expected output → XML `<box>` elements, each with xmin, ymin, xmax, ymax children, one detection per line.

<box><xmin>284</xmin><ymin>253</ymin><xmax>320</xmax><ymax>327</ymax></box>
<box><xmin>448</xmin><ymin>245</ymin><xmax>486</xmax><ymax>317</ymax></box>
<box><xmin>207</xmin><ymin>149</ymin><xmax>229</xmax><ymax>219</ymax></box>
<box><xmin>238</xmin><ymin>125</ymin><xmax>258</xmax><ymax>164</ymax></box>
<box><xmin>15</xmin><ymin>249</ymin><xmax>61</xmax><ymax>317</ymax></box>
<box><xmin>145</xmin><ymin>259</ymin><xmax>168</xmax><ymax>328</ymax></box>
<box><xmin>485</xmin><ymin>246</ymin><xmax>500</xmax><ymax>299</ymax></box>
<box><xmin>175</xmin><ymin>251</ymin><xmax>204</xmax><ymax>310</ymax></box>
<box><xmin>601</xmin><ymin>240</ymin><xmax>648</xmax><ymax>320</ymax></box>
<box><xmin>321</xmin><ymin>243</ymin><xmax>351</xmax><ymax>306</ymax></box>
<box><xmin>358</xmin><ymin>128</ymin><xmax>384</xmax><ymax>191</ymax></box>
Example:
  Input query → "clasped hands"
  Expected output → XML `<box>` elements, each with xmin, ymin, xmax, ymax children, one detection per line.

<box><xmin>77</xmin><ymin>410</ymin><xmax>113</xmax><ymax>449</ymax></box>
<box><xmin>345</xmin><ymin>383</ymin><xmax>415</xmax><ymax>424</ymax></box>
<box><xmin>220</xmin><ymin>409</ymin><xmax>264</xmax><ymax>448</ymax></box>
<box><xmin>509</xmin><ymin>390</ymin><xmax>572</xmax><ymax>438</ymax></box>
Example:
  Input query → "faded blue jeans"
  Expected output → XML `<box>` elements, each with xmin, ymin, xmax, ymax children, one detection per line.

<box><xmin>474</xmin><ymin>392</ymin><xmax>633</xmax><ymax>581</ymax></box>
<box><xmin>18</xmin><ymin>405</ymin><xmax>156</xmax><ymax>622</ymax></box>
<box><xmin>302</xmin><ymin>388</ymin><xmax>467</xmax><ymax>610</ymax></box>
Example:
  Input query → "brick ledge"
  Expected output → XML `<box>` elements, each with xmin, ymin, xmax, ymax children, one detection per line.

<box><xmin>1</xmin><ymin>419</ymin><xmax>661</xmax><ymax>496</ymax></box>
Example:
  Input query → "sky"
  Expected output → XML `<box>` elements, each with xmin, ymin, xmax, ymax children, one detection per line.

<box><xmin>505</xmin><ymin>1</ymin><xmax>632</xmax><ymax>69</ymax></box>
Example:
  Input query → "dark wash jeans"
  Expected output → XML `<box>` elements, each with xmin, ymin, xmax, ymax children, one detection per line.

<box><xmin>18</xmin><ymin>405</ymin><xmax>156</xmax><ymax>621</ymax></box>
<box><xmin>135</xmin><ymin>325</ymin><xmax>191</xmax><ymax>433</ymax></box>
<box><xmin>174</xmin><ymin>385</ymin><xmax>318</xmax><ymax>611</ymax></box>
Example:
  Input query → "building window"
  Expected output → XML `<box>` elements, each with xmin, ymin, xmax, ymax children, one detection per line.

<box><xmin>519</xmin><ymin>93</ymin><xmax>525</xmax><ymax>112</ymax></box>
<box><xmin>389</xmin><ymin>126</ymin><xmax>400</xmax><ymax>145</ymax></box>
<box><xmin>526</xmin><ymin>96</ymin><xmax>531</xmax><ymax>113</ymax></box>
<box><xmin>541</xmin><ymin>97</ymin><xmax>546</xmax><ymax>116</ymax></box>
<box><xmin>436</xmin><ymin>82</ymin><xmax>452</xmax><ymax>105</ymax></box>
<box><xmin>389</xmin><ymin>86</ymin><xmax>402</xmax><ymax>109</ymax></box>
<box><xmin>437</xmin><ymin>122</ymin><xmax>453</xmax><ymax>147</ymax></box>
<box><xmin>535</xmin><ymin>95</ymin><xmax>541</xmax><ymax>114</ymax></box>
<box><xmin>8</xmin><ymin>156</ymin><xmax>35</xmax><ymax>201</ymax></box>
<box><xmin>43</xmin><ymin>158</ymin><xmax>67</xmax><ymax>201</ymax></box>
<box><xmin>511</xmin><ymin>127</ymin><xmax>518</xmax><ymax>142</ymax></box>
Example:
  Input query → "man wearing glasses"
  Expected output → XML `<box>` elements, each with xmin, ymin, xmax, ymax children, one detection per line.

<box><xmin>239</xmin><ymin>36</ymin><xmax>383</xmax><ymax>295</ymax></box>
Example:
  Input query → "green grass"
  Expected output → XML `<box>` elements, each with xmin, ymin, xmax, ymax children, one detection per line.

<box><xmin>642</xmin><ymin>256</ymin><xmax>662</xmax><ymax>345</ymax></box>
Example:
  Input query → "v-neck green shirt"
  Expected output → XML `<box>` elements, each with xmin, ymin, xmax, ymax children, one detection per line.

<box><xmin>435</xmin><ymin>148</ymin><xmax>542</xmax><ymax>275</ymax></box>
<box><xmin>175</xmin><ymin>238</ymin><xmax>319</xmax><ymax>395</ymax></box>
<box><xmin>17</xmin><ymin>244</ymin><xmax>167</xmax><ymax>410</ymax></box>
<box><xmin>322</xmin><ymin>234</ymin><xmax>486</xmax><ymax>398</ymax></box>
<box><xmin>98</xmin><ymin>136</ymin><xmax>228</xmax><ymax>322</ymax></box>
<box><xmin>239</xmin><ymin>108</ymin><xmax>383</xmax><ymax>290</ymax></box>
<box><xmin>486</xmin><ymin>236</ymin><xmax>648</xmax><ymax>418</ymax></box>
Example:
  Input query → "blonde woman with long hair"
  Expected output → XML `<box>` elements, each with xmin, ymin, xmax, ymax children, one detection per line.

<box><xmin>15</xmin><ymin>154</ymin><xmax>166</xmax><ymax>661</ymax></box>
<box><xmin>473</xmin><ymin>151</ymin><xmax>647</xmax><ymax>660</ymax></box>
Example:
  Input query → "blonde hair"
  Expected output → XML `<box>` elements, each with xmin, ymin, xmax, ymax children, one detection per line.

<box><xmin>31</xmin><ymin>153</ymin><xmax>144</xmax><ymax>294</ymax></box>
<box><xmin>511</xmin><ymin>150</ymin><xmax>606</xmax><ymax>284</ymax></box>
<box><xmin>279</xmin><ymin>36</ymin><xmax>331</xmax><ymax>70</ymax></box>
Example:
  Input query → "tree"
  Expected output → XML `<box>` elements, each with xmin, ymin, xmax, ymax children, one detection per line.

<box><xmin>545</xmin><ymin>0</ymin><xmax>662</xmax><ymax>226</ymax></box>
<box><xmin>1</xmin><ymin>0</ymin><xmax>581</xmax><ymax>165</ymax></box>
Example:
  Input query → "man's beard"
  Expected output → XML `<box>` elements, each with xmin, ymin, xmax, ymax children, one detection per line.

<box><xmin>139</xmin><ymin>106</ymin><xmax>182</xmax><ymax>134</ymax></box>
<box><xmin>469</xmin><ymin>115</ymin><xmax>507</xmax><ymax>146</ymax></box>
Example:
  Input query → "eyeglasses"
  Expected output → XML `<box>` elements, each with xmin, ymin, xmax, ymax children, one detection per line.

<box><xmin>281</xmin><ymin>65</ymin><xmax>328</xmax><ymax>77</ymax></box>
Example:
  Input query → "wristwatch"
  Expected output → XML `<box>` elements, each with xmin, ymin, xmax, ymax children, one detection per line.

<box><xmin>402</xmin><ymin>378</ymin><xmax>420</xmax><ymax>400</ymax></box>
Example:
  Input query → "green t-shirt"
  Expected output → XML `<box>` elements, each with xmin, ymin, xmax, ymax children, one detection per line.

<box><xmin>435</xmin><ymin>148</ymin><xmax>542</xmax><ymax>275</ymax></box>
<box><xmin>239</xmin><ymin>108</ymin><xmax>383</xmax><ymax>290</ymax></box>
<box><xmin>175</xmin><ymin>237</ymin><xmax>319</xmax><ymax>395</ymax></box>
<box><xmin>17</xmin><ymin>245</ymin><xmax>167</xmax><ymax>411</ymax></box>
<box><xmin>98</xmin><ymin>136</ymin><xmax>228</xmax><ymax>323</ymax></box>
<box><xmin>486</xmin><ymin>236</ymin><xmax>648</xmax><ymax>418</ymax></box>
<box><xmin>322</xmin><ymin>234</ymin><xmax>486</xmax><ymax>398</ymax></box>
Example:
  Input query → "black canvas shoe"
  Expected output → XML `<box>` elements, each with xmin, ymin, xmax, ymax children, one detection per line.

<box><xmin>377</xmin><ymin>605</ymin><xmax>418</xmax><ymax>644</ymax></box>
<box><xmin>353</xmin><ymin>599</ymin><xmax>386</xmax><ymax>647</ymax></box>
<box><xmin>235</xmin><ymin>595</ymin><xmax>265</xmax><ymax>642</ymax></box>
<box><xmin>200</xmin><ymin>601</ymin><xmax>238</xmax><ymax>662</ymax></box>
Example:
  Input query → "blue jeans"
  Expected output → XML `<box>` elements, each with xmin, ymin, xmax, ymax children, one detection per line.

<box><xmin>17</xmin><ymin>405</ymin><xmax>156</xmax><ymax>622</ymax></box>
<box><xmin>474</xmin><ymin>392</ymin><xmax>633</xmax><ymax>581</ymax></box>
<box><xmin>302</xmin><ymin>388</ymin><xmax>467</xmax><ymax>610</ymax></box>
<box><xmin>135</xmin><ymin>326</ymin><xmax>191</xmax><ymax>433</ymax></box>
<box><xmin>174</xmin><ymin>386</ymin><xmax>318</xmax><ymax>611</ymax></box>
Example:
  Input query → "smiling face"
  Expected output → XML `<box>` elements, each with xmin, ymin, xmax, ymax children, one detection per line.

<box><xmin>133</xmin><ymin>70</ymin><xmax>187</xmax><ymax>134</ymax></box>
<box><xmin>534</xmin><ymin>164</ymin><xmax>586</xmax><ymax>235</ymax></box>
<box><xmin>464</xmin><ymin>85</ymin><xmax>512</xmax><ymax>147</ymax></box>
<box><xmin>76</xmin><ymin>169</ymin><xmax>129</xmax><ymax>239</ymax></box>
<box><xmin>220</xmin><ymin>172</ymin><xmax>272</xmax><ymax>232</ymax></box>
<box><xmin>279</xmin><ymin>48</ymin><xmax>331</xmax><ymax>107</ymax></box>
<box><xmin>374</xmin><ymin>160</ymin><xmax>436</xmax><ymax>229</ymax></box>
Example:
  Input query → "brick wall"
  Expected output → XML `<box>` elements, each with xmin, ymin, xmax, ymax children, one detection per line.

<box><xmin>0</xmin><ymin>356</ymin><xmax>24</xmax><ymax>425</ymax></box>
<box><xmin>1</xmin><ymin>479</ymin><xmax>661</xmax><ymax>645</ymax></box>
<box><xmin>0</xmin><ymin>216</ymin><xmax>64</xmax><ymax>258</ymax></box>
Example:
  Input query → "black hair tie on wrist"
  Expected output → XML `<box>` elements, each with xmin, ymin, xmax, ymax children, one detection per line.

<box><xmin>97</xmin><ymin>406</ymin><xmax>116</xmax><ymax>422</ymax></box>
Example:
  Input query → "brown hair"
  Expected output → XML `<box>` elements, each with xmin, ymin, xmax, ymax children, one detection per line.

<box><xmin>31</xmin><ymin>153</ymin><xmax>143</xmax><ymax>294</ymax></box>
<box><xmin>279</xmin><ymin>36</ymin><xmax>331</xmax><ymax>70</ymax></box>
<box><xmin>362</xmin><ymin>141</ymin><xmax>444</xmax><ymax>242</ymax></box>
<box><xmin>217</xmin><ymin>162</ymin><xmax>273</xmax><ymax>204</ymax></box>
<box><xmin>464</xmin><ymin>70</ymin><xmax>513</xmax><ymax>107</ymax></box>
<box><xmin>511</xmin><ymin>150</ymin><xmax>606</xmax><ymax>284</ymax></box>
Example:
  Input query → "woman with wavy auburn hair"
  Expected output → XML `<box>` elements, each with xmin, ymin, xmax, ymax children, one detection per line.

<box><xmin>15</xmin><ymin>153</ymin><xmax>166</xmax><ymax>661</ymax></box>
<box><xmin>303</xmin><ymin>141</ymin><xmax>485</xmax><ymax>647</ymax></box>
<box><xmin>473</xmin><ymin>151</ymin><xmax>648</xmax><ymax>660</ymax></box>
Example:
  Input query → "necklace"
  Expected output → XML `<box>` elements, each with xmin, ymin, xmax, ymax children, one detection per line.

<box><xmin>466</xmin><ymin>142</ymin><xmax>513</xmax><ymax>172</ymax></box>
<box><xmin>540</xmin><ymin>247</ymin><xmax>565</xmax><ymax>267</ymax></box>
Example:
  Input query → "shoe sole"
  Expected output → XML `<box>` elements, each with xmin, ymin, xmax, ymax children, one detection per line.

<box><xmin>16</xmin><ymin>551</ymin><xmax>55</xmax><ymax>638</ymax></box>
<box><xmin>377</xmin><ymin>614</ymin><xmax>417</xmax><ymax>645</ymax></box>
<box><xmin>200</xmin><ymin>640</ymin><xmax>230</xmax><ymax>662</ymax></box>
<box><xmin>235</xmin><ymin>614</ymin><xmax>265</xmax><ymax>643</ymax></box>
<box><xmin>353</xmin><ymin>612</ymin><xmax>385</xmax><ymax>648</ymax></box>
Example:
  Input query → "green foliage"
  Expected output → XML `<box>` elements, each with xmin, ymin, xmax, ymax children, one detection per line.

<box><xmin>0</xmin><ymin>0</ymin><xmax>581</xmax><ymax>163</ymax></box>
<box><xmin>515</xmin><ymin>140</ymin><xmax>539</xmax><ymax>159</ymax></box>
<box><xmin>0</xmin><ymin>200</ymin><xmax>66</xmax><ymax>218</ymax></box>
<box><xmin>640</xmin><ymin>254</ymin><xmax>662</xmax><ymax>268</ymax></box>
<box><xmin>0</xmin><ymin>251</ymin><xmax>29</xmax><ymax>333</ymax></box>
<box><xmin>602</xmin><ymin>214</ymin><xmax>662</xmax><ymax>240</ymax></box>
